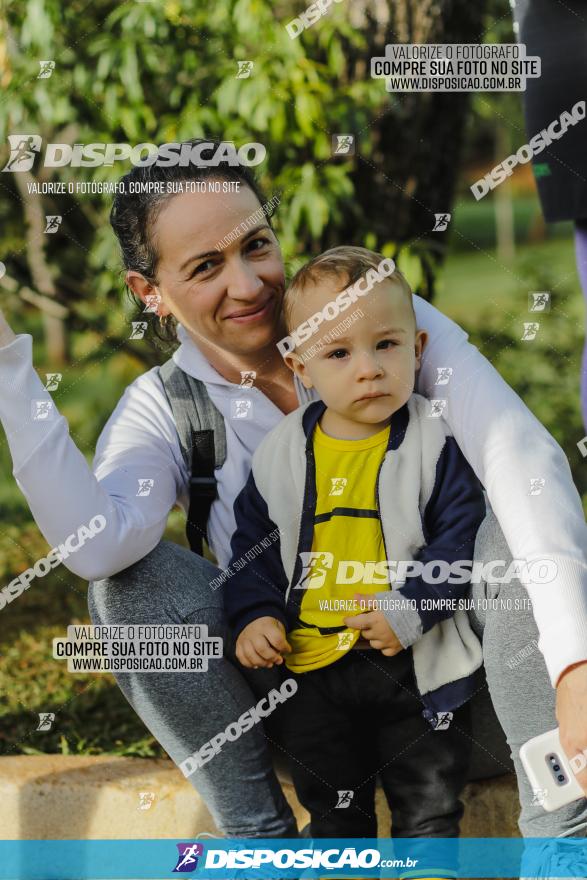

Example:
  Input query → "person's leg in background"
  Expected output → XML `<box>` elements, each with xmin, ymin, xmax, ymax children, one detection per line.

<box><xmin>88</xmin><ymin>539</ymin><xmax>297</xmax><ymax>839</ymax></box>
<box><xmin>575</xmin><ymin>219</ymin><xmax>587</xmax><ymax>431</ymax></box>
<box><xmin>468</xmin><ymin>504</ymin><xmax>587</xmax><ymax>859</ymax></box>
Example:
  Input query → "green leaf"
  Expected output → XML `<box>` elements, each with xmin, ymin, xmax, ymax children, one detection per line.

<box><xmin>120</xmin><ymin>43</ymin><xmax>142</xmax><ymax>103</ymax></box>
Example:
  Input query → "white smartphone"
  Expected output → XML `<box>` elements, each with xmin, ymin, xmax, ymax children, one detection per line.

<box><xmin>519</xmin><ymin>727</ymin><xmax>585</xmax><ymax>812</ymax></box>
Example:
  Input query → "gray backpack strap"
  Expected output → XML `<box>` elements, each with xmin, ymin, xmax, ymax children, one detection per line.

<box><xmin>159</xmin><ymin>358</ymin><xmax>227</xmax><ymax>556</ymax></box>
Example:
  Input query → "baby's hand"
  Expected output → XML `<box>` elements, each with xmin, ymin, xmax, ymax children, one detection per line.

<box><xmin>343</xmin><ymin>593</ymin><xmax>404</xmax><ymax>657</ymax></box>
<box><xmin>236</xmin><ymin>617</ymin><xmax>292</xmax><ymax>669</ymax></box>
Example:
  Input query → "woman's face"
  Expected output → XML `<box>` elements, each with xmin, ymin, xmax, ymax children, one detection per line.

<box><xmin>131</xmin><ymin>184</ymin><xmax>286</xmax><ymax>359</ymax></box>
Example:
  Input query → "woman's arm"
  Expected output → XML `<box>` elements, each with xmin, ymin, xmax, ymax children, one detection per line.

<box><xmin>413</xmin><ymin>294</ymin><xmax>587</xmax><ymax>688</ymax></box>
<box><xmin>0</xmin><ymin>328</ymin><xmax>187</xmax><ymax>581</ymax></box>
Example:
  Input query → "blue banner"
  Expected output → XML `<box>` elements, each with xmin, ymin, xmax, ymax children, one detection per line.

<box><xmin>1</xmin><ymin>837</ymin><xmax>587</xmax><ymax>879</ymax></box>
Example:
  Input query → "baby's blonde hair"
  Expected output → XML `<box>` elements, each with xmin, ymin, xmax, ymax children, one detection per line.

<box><xmin>282</xmin><ymin>246</ymin><xmax>414</xmax><ymax>333</ymax></box>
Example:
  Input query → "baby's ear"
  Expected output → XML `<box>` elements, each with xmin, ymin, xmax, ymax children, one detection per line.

<box><xmin>282</xmin><ymin>351</ymin><xmax>296</xmax><ymax>372</ymax></box>
<box><xmin>283</xmin><ymin>351</ymin><xmax>313</xmax><ymax>389</ymax></box>
<box><xmin>283</xmin><ymin>351</ymin><xmax>303</xmax><ymax>375</ymax></box>
<box><xmin>414</xmin><ymin>330</ymin><xmax>428</xmax><ymax>368</ymax></box>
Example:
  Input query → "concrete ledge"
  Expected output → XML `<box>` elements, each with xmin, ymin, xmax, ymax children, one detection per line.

<box><xmin>0</xmin><ymin>756</ymin><xmax>520</xmax><ymax>840</ymax></box>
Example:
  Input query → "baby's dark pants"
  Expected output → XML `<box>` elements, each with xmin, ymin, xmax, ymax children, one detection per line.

<box><xmin>275</xmin><ymin>647</ymin><xmax>472</xmax><ymax>844</ymax></box>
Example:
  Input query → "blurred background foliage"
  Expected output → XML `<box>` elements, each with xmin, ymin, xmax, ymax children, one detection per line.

<box><xmin>0</xmin><ymin>0</ymin><xmax>585</xmax><ymax>756</ymax></box>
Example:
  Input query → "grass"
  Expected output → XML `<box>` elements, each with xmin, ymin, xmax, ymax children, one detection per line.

<box><xmin>449</xmin><ymin>193</ymin><xmax>574</xmax><ymax>253</ymax></box>
<box><xmin>0</xmin><ymin>230</ymin><xmax>586</xmax><ymax>757</ymax></box>
<box><xmin>0</xmin><ymin>509</ymin><xmax>189</xmax><ymax>760</ymax></box>
<box><xmin>438</xmin><ymin>236</ymin><xmax>582</xmax><ymax>324</ymax></box>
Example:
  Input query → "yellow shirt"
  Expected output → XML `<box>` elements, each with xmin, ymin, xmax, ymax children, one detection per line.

<box><xmin>285</xmin><ymin>419</ymin><xmax>391</xmax><ymax>673</ymax></box>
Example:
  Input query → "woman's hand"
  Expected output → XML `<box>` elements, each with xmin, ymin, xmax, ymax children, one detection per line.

<box><xmin>343</xmin><ymin>593</ymin><xmax>404</xmax><ymax>656</ymax></box>
<box><xmin>236</xmin><ymin>616</ymin><xmax>292</xmax><ymax>669</ymax></box>
<box><xmin>556</xmin><ymin>661</ymin><xmax>587</xmax><ymax>796</ymax></box>
<box><xmin>0</xmin><ymin>308</ymin><xmax>16</xmax><ymax>348</ymax></box>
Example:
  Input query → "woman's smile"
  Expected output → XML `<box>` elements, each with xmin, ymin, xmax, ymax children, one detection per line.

<box><xmin>224</xmin><ymin>295</ymin><xmax>275</xmax><ymax>324</ymax></box>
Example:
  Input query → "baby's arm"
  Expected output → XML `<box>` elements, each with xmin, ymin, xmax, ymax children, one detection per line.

<box><xmin>223</xmin><ymin>469</ymin><xmax>291</xmax><ymax>663</ymax></box>
<box><xmin>381</xmin><ymin>435</ymin><xmax>486</xmax><ymax>647</ymax></box>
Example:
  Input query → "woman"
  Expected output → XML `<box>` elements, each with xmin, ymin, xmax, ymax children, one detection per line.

<box><xmin>1</xmin><ymin>141</ymin><xmax>587</xmax><ymax>845</ymax></box>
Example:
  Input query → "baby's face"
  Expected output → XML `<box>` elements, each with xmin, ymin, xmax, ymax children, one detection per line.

<box><xmin>286</xmin><ymin>276</ymin><xmax>426</xmax><ymax>427</ymax></box>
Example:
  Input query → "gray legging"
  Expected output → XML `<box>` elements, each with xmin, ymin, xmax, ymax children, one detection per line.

<box><xmin>88</xmin><ymin>507</ymin><xmax>587</xmax><ymax>839</ymax></box>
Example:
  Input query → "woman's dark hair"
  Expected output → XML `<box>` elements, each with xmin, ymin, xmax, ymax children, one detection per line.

<box><xmin>110</xmin><ymin>138</ymin><xmax>275</xmax><ymax>346</ymax></box>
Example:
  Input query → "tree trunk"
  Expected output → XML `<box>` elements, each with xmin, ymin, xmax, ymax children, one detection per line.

<box><xmin>494</xmin><ymin>123</ymin><xmax>515</xmax><ymax>263</ymax></box>
<box><xmin>13</xmin><ymin>170</ymin><xmax>68</xmax><ymax>365</ymax></box>
<box><xmin>338</xmin><ymin>0</ymin><xmax>489</xmax><ymax>301</ymax></box>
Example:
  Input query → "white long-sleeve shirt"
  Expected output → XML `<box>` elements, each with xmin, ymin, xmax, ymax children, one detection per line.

<box><xmin>1</xmin><ymin>298</ymin><xmax>586</xmax><ymax>686</ymax></box>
